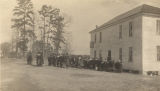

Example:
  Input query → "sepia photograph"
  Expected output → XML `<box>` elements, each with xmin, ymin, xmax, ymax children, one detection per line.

<box><xmin>0</xmin><ymin>0</ymin><xmax>160</xmax><ymax>91</ymax></box>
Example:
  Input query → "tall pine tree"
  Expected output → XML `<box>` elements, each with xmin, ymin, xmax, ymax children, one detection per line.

<box><xmin>12</xmin><ymin>0</ymin><xmax>35</xmax><ymax>56</ymax></box>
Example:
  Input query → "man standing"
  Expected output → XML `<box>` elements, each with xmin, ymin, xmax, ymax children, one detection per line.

<box><xmin>48</xmin><ymin>53</ymin><xmax>52</xmax><ymax>66</ymax></box>
<box><xmin>52</xmin><ymin>53</ymin><xmax>56</xmax><ymax>66</ymax></box>
<box><xmin>36</xmin><ymin>52</ymin><xmax>43</xmax><ymax>66</ymax></box>
<box><xmin>40</xmin><ymin>52</ymin><xmax>44</xmax><ymax>66</ymax></box>
<box><xmin>27</xmin><ymin>51</ymin><xmax>32</xmax><ymax>65</ymax></box>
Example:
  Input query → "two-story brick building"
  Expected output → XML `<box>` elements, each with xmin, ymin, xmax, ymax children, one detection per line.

<box><xmin>90</xmin><ymin>4</ymin><xmax>160</xmax><ymax>74</ymax></box>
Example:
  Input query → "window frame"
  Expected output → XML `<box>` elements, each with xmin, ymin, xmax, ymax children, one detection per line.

<box><xmin>157</xmin><ymin>46</ymin><xmax>160</xmax><ymax>61</ymax></box>
<box><xmin>119</xmin><ymin>25</ymin><xmax>122</xmax><ymax>39</ymax></box>
<box><xmin>119</xmin><ymin>48</ymin><xmax>122</xmax><ymax>61</ymax></box>
<box><xmin>156</xmin><ymin>20</ymin><xmax>160</xmax><ymax>35</ymax></box>
<box><xmin>99</xmin><ymin>50</ymin><xmax>102</xmax><ymax>59</ymax></box>
<box><xmin>99</xmin><ymin>32</ymin><xmax>102</xmax><ymax>43</ymax></box>
<box><xmin>94</xmin><ymin>50</ymin><xmax>96</xmax><ymax>58</ymax></box>
<box><xmin>129</xmin><ymin>21</ymin><xmax>133</xmax><ymax>37</ymax></box>
<box><xmin>128</xmin><ymin>47</ymin><xmax>133</xmax><ymax>62</ymax></box>
<box><xmin>95</xmin><ymin>33</ymin><xmax>97</xmax><ymax>43</ymax></box>
<box><xmin>107</xmin><ymin>50</ymin><xmax>112</xmax><ymax>61</ymax></box>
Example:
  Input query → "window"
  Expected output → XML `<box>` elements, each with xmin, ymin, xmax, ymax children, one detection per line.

<box><xmin>95</xmin><ymin>34</ymin><xmax>96</xmax><ymax>43</ymax></box>
<box><xmin>119</xmin><ymin>48</ymin><xmax>122</xmax><ymax>61</ymax></box>
<box><xmin>119</xmin><ymin>25</ymin><xmax>122</xmax><ymax>39</ymax></box>
<box><xmin>94</xmin><ymin>50</ymin><xmax>96</xmax><ymax>58</ymax></box>
<box><xmin>107</xmin><ymin>50</ymin><xmax>112</xmax><ymax>61</ymax></box>
<box><xmin>99</xmin><ymin>50</ymin><xmax>102</xmax><ymax>59</ymax></box>
<box><xmin>129</xmin><ymin>47</ymin><xmax>133</xmax><ymax>62</ymax></box>
<box><xmin>90</xmin><ymin>41</ymin><xmax>94</xmax><ymax>48</ymax></box>
<box><xmin>156</xmin><ymin>20</ymin><xmax>160</xmax><ymax>35</ymax></box>
<box><xmin>129</xmin><ymin>22</ymin><xmax>133</xmax><ymax>37</ymax></box>
<box><xmin>157</xmin><ymin>46</ymin><xmax>160</xmax><ymax>61</ymax></box>
<box><xmin>99</xmin><ymin>32</ymin><xmax>102</xmax><ymax>43</ymax></box>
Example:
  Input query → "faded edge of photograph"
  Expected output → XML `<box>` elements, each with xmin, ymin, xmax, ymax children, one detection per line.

<box><xmin>0</xmin><ymin>0</ymin><xmax>160</xmax><ymax>91</ymax></box>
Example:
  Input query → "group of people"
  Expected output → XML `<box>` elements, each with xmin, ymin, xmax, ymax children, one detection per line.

<box><xmin>26</xmin><ymin>52</ymin><xmax>123</xmax><ymax>72</ymax></box>
<box><xmin>26</xmin><ymin>51</ymin><xmax>44</xmax><ymax>66</ymax></box>
<box><xmin>47</xmin><ymin>54</ymin><xmax>123</xmax><ymax>72</ymax></box>
<box><xmin>48</xmin><ymin>53</ymin><xmax>69</xmax><ymax>68</ymax></box>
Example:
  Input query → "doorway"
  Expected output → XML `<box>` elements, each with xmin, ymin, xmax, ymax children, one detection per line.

<box><xmin>107</xmin><ymin>50</ymin><xmax>111</xmax><ymax>61</ymax></box>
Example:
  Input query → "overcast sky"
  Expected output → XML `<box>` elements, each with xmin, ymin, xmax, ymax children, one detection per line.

<box><xmin>0</xmin><ymin>0</ymin><xmax>160</xmax><ymax>55</ymax></box>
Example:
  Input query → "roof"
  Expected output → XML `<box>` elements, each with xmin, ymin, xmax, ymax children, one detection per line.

<box><xmin>90</xmin><ymin>4</ymin><xmax>160</xmax><ymax>33</ymax></box>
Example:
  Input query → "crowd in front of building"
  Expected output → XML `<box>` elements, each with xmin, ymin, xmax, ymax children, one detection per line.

<box><xmin>26</xmin><ymin>51</ymin><xmax>123</xmax><ymax>73</ymax></box>
<box><xmin>26</xmin><ymin>4</ymin><xmax>160</xmax><ymax>76</ymax></box>
<box><xmin>90</xmin><ymin>4</ymin><xmax>160</xmax><ymax>75</ymax></box>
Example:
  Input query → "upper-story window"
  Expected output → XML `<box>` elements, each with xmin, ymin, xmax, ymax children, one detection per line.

<box><xmin>129</xmin><ymin>21</ymin><xmax>133</xmax><ymax>37</ymax></box>
<box><xmin>119</xmin><ymin>25</ymin><xmax>122</xmax><ymax>39</ymax></box>
<box><xmin>99</xmin><ymin>32</ymin><xmax>102</xmax><ymax>43</ymax></box>
<box><xmin>95</xmin><ymin>33</ymin><xmax>96</xmax><ymax>43</ymax></box>
<box><xmin>156</xmin><ymin>20</ymin><xmax>160</xmax><ymax>35</ymax></box>
<box><xmin>157</xmin><ymin>46</ymin><xmax>160</xmax><ymax>61</ymax></box>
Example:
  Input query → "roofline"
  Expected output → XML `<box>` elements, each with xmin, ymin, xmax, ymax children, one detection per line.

<box><xmin>89</xmin><ymin>12</ymin><xmax>160</xmax><ymax>34</ymax></box>
<box><xmin>89</xmin><ymin>12</ymin><xmax>141</xmax><ymax>33</ymax></box>
<box><xmin>89</xmin><ymin>4</ymin><xmax>160</xmax><ymax>34</ymax></box>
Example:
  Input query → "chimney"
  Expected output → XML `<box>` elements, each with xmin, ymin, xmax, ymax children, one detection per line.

<box><xmin>96</xmin><ymin>25</ymin><xmax>98</xmax><ymax>29</ymax></box>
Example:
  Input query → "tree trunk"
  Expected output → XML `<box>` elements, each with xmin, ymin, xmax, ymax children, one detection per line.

<box><xmin>43</xmin><ymin>16</ymin><xmax>46</xmax><ymax>58</ymax></box>
<box><xmin>16</xmin><ymin>42</ymin><xmax>18</xmax><ymax>58</ymax></box>
<box><xmin>23</xmin><ymin>14</ymin><xmax>26</xmax><ymax>57</ymax></box>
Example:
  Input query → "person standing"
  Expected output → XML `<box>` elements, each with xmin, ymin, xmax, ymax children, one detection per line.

<box><xmin>48</xmin><ymin>53</ymin><xmax>52</xmax><ymax>66</ymax></box>
<box><xmin>40</xmin><ymin>52</ymin><xmax>44</xmax><ymax>66</ymax></box>
<box><xmin>52</xmin><ymin>53</ymin><xmax>56</xmax><ymax>66</ymax></box>
<box><xmin>36</xmin><ymin>52</ymin><xmax>40</xmax><ymax>66</ymax></box>
<box><xmin>27</xmin><ymin>51</ymin><xmax>32</xmax><ymax>65</ymax></box>
<box><xmin>36</xmin><ymin>52</ymin><xmax>43</xmax><ymax>66</ymax></box>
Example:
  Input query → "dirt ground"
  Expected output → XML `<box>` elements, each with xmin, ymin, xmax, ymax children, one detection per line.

<box><xmin>0</xmin><ymin>58</ymin><xmax>160</xmax><ymax>91</ymax></box>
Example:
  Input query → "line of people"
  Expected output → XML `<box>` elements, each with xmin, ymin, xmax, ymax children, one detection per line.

<box><xmin>27</xmin><ymin>52</ymin><xmax>123</xmax><ymax>72</ymax></box>
<box><xmin>47</xmin><ymin>53</ymin><xmax>123</xmax><ymax>72</ymax></box>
